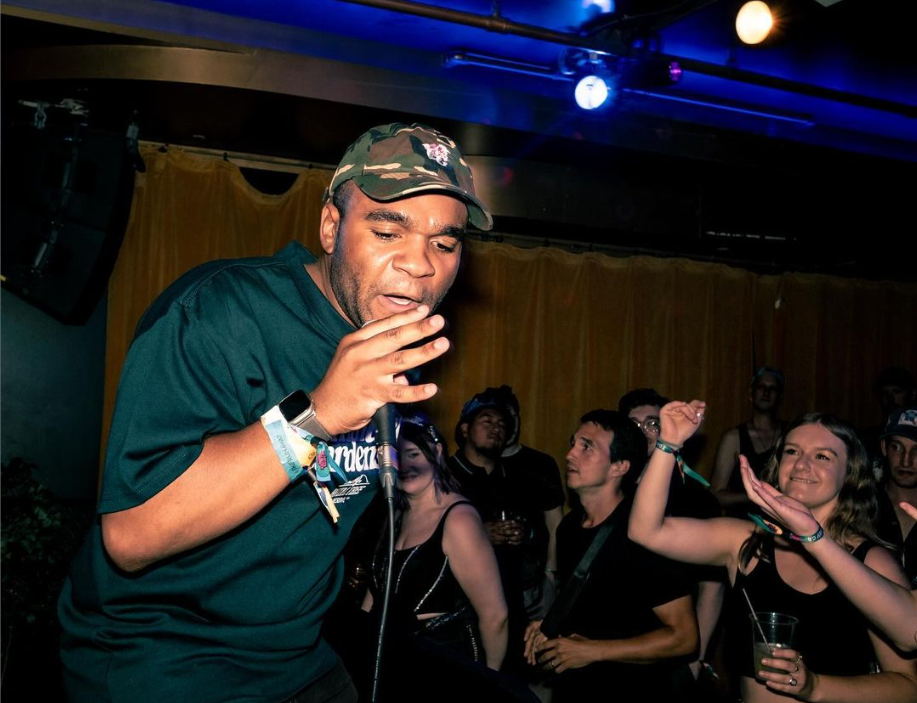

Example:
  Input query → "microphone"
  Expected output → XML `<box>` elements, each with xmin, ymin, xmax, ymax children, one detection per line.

<box><xmin>374</xmin><ymin>404</ymin><xmax>399</xmax><ymax>501</ymax></box>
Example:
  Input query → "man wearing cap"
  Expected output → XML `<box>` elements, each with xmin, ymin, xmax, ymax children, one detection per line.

<box><xmin>861</xmin><ymin>367</ymin><xmax>917</xmax><ymax>477</ymax></box>
<box><xmin>494</xmin><ymin>385</ymin><xmax>565</xmax><ymax>621</ymax></box>
<box><xmin>448</xmin><ymin>389</ymin><xmax>563</xmax><ymax>677</ymax></box>
<box><xmin>58</xmin><ymin>123</ymin><xmax>493</xmax><ymax>703</ymax></box>
<box><xmin>875</xmin><ymin>408</ymin><xmax>917</xmax><ymax>587</ymax></box>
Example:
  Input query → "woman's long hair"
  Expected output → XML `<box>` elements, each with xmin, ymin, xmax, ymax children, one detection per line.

<box><xmin>739</xmin><ymin>413</ymin><xmax>883</xmax><ymax>567</ymax></box>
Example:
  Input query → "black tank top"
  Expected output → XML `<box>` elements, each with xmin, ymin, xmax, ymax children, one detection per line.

<box><xmin>370</xmin><ymin>501</ymin><xmax>474</xmax><ymax>624</ymax></box>
<box><xmin>732</xmin><ymin>423</ymin><xmax>781</xmax><ymax>487</ymax></box>
<box><xmin>730</xmin><ymin>536</ymin><xmax>877</xmax><ymax>677</ymax></box>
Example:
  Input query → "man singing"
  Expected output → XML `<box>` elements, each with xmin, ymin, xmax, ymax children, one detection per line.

<box><xmin>58</xmin><ymin>123</ymin><xmax>493</xmax><ymax>703</ymax></box>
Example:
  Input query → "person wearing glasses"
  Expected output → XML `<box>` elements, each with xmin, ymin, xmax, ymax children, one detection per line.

<box><xmin>619</xmin><ymin>389</ymin><xmax>725</xmax><ymax>687</ymax></box>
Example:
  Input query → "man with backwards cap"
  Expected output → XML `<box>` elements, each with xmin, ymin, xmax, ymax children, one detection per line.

<box><xmin>58</xmin><ymin>124</ymin><xmax>493</xmax><ymax>703</ymax></box>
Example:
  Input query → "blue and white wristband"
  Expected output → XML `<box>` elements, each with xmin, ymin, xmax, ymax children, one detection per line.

<box><xmin>261</xmin><ymin>405</ymin><xmax>316</xmax><ymax>483</ymax></box>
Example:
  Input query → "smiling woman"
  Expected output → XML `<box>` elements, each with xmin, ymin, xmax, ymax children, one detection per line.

<box><xmin>629</xmin><ymin>403</ymin><xmax>917</xmax><ymax>703</ymax></box>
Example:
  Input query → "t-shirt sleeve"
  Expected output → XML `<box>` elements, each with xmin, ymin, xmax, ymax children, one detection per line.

<box><xmin>98</xmin><ymin>296</ymin><xmax>246</xmax><ymax>514</ymax></box>
<box><xmin>530</xmin><ymin>451</ymin><xmax>565</xmax><ymax>511</ymax></box>
<box><xmin>634</xmin><ymin>544</ymin><xmax>693</xmax><ymax>610</ymax></box>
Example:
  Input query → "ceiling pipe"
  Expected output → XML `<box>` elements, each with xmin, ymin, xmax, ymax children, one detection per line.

<box><xmin>337</xmin><ymin>0</ymin><xmax>623</xmax><ymax>51</ymax></box>
<box><xmin>339</xmin><ymin>0</ymin><xmax>917</xmax><ymax>118</ymax></box>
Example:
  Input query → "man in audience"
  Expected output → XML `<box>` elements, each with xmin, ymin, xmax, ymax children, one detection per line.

<box><xmin>862</xmin><ymin>367</ymin><xmax>917</xmax><ymax>478</ymax></box>
<box><xmin>524</xmin><ymin>410</ymin><xmax>697</xmax><ymax>703</ymax></box>
<box><xmin>619</xmin><ymin>389</ymin><xmax>725</xmax><ymax>686</ymax></box>
<box><xmin>875</xmin><ymin>408</ymin><xmax>917</xmax><ymax>587</ymax></box>
<box><xmin>496</xmin><ymin>385</ymin><xmax>565</xmax><ymax>619</ymax></box>
<box><xmin>449</xmin><ymin>388</ymin><xmax>561</xmax><ymax>673</ymax></box>
<box><xmin>711</xmin><ymin>367</ymin><xmax>786</xmax><ymax>514</ymax></box>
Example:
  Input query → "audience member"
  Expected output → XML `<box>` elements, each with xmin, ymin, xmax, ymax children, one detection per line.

<box><xmin>875</xmin><ymin>408</ymin><xmax>917</xmax><ymax>586</ymax></box>
<box><xmin>447</xmin><ymin>389</ymin><xmax>538</xmax><ymax>672</ymax></box>
<box><xmin>524</xmin><ymin>410</ymin><xmax>698</xmax><ymax>703</ymax></box>
<box><xmin>740</xmin><ymin>458</ymin><xmax>917</xmax><ymax>654</ymax></box>
<box><xmin>631</xmin><ymin>402</ymin><xmax>917</xmax><ymax>703</ymax></box>
<box><xmin>363</xmin><ymin>413</ymin><xmax>508</xmax><ymax>669</ymax></box>
<box><xmin>619</xmin><ymin>388</ymin><xmax>726</xmax><ymax>685</ymax></box>
<box><xmin>861</xmin><ymin>367</ymin><xmax>917</xmax><ymax>478</ymax></box>
<box><xmin>711</xmin><ymin>367</ymin><xmax>786</xmax><ymax>514</ymax></box>
<box><xmin>495</xmin><ymin>385</ymin><xmax>566</xmax><ymax>620</ymax></box>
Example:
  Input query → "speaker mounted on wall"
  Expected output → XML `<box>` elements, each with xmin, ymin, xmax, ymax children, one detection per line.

<box><xmin>2</xmin><ymin>100</ymin><xmax>137</xmax><ymax>325</ymax></box>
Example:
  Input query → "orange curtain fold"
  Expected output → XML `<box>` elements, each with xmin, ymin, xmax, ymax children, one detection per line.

<box><xmin>102</xmin><ymin>146</ymin><xmax>917</xmax><ymax>485</ymax></box>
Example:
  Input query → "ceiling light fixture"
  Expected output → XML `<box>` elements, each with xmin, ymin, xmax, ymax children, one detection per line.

<box><xmin>735</xmin><ymin>1</ymin><xmax>775</xmax><ymax>45</ymax></box>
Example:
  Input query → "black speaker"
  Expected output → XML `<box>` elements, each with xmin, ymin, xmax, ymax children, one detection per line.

<box><xmin>2</xmin><ymin>118</ymin><xmax>136</xmax><ymax>324</ymax></box>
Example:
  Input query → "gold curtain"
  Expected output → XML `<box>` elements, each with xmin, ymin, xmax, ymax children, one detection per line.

<box><xmin>103</xmin><ymin>146</ymin><xmax>917</xmax><ymax>483</ymax></box>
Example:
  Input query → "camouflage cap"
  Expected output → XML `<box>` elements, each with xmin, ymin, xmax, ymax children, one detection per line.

<box><xmin>325</xmin><ymin>122</ymin><xmax>493</xmax><ymax>231</ymax></box>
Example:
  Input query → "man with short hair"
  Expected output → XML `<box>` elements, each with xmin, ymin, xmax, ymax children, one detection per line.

<box><xmin>876</xmin><ymin>408</ymin><xmax>917</xmax><ymax>587</ymax></box>
<box><xmin>59</xmin><ymin>123</ymin><xmax>492</xmax><ymax>703</ymax></box>
<box><xmin>524</xmin><ymin>410</ymin><xmax>698</xmax><ymax>703</ymax></box>
<box><xmin>711</xmin><ymin>367</ymin><xmax>786</xmax><ymax>513</ymax></box>
<box><xmin>618</xmin><ymin>389</ymin><xmax>725</xmax><ymax>686</ymax></box>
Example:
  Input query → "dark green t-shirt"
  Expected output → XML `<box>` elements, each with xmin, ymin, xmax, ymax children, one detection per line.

<box><xmin>59</xmin><ymin>242</ymin><xmax>381</xmax><ymax>702</ymax></box>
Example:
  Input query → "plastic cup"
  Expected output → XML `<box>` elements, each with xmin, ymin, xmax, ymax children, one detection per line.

<box><xmin>750</xmin><ymin>612</ymin><xmax>798</xmax><ymax>680</ymax></box>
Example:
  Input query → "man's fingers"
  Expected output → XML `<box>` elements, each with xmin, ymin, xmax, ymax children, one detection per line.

<box><xmin>359</xmin><ymin>310</ymin><xmax>446</xmax><ymax>352</ymax></box>
<box><xmin>384</xmin><ymin>382</ymin><xmax>439</xmax><ymax>405</ymax></box>
<box><xmin>353</xmin><ymin>304</ymin><xmax>431</xmax><ymax>339</ymax></box>
<box><xmin>382</xmin><ymin>336</ymin><xmax>450</xmax><ymax>372</ymax></box>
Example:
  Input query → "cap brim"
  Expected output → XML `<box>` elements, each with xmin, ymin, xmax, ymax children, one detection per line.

<box><xmin>353</xmin><ymin>176</ymin><xmax>494</xmax><ymax>231</ymax></box>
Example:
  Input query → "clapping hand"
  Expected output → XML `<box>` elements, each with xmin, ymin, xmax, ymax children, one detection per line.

<box><xmin>740</xmin><ymin>459</ymin><xmax>820</xmax><ymax>538</ymax></box>
<box><xmin>658</xmin><ymin>400</ymin><xmax>706</xmax><ymax>447</ymax></box>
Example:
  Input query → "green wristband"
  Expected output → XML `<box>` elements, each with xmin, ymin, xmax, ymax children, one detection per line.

<box><xmin>655</xmin><ymin>438</ymin><xmax>683</xmax><ymax>454</ymax></box>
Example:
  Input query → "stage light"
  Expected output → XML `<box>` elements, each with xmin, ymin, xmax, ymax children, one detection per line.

<box><xmin>575</xmin><ymin>75</ymin><xmax>611</xmax><ymax>110</ymax></box>
<box><xmin>736</xmin><ymin>1</ymin><xmax>774</xmax><ymax>45</ymax></box>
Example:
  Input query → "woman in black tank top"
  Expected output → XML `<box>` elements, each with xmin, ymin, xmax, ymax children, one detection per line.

<box><xmin>363</xmin><ymin>414</ymin><xmax>508</xmax><ymax>671</ymax></box>
<box><xmin>630</xmin><ymin>405</ymin><xmax>917</xmax><ymax>703</ymax></box>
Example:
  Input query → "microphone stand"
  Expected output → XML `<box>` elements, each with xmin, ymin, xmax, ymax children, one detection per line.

<box><xmin>371</xmin><ymin>406</ymin><xmax>398</xmax><ymax>703</ymax></box>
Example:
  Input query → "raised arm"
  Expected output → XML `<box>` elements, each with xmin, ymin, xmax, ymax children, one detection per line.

<box><xmin>741</xmin><ymin>461</ymin><xmax>917</xmax><ymax>652</ymax></box>
<box><xmin>442</xmin><ymin>503</ymin><xmax>509</xmax><ymax>670</ymax></box>
<box><xmin>102</xmin><ymin>306</ymin><xmax>449</xmax><ymax>573</ymax></box>
<box><xmin>629</xmin><ymin>401</ymin><xmax>751</xmax><ymax>572</ymax></box>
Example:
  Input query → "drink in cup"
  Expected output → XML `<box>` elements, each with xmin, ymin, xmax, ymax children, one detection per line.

<box><xmin>750</xmin><ymin>612</ymin><xmax>798</xmax><ymax>681</ymax></box>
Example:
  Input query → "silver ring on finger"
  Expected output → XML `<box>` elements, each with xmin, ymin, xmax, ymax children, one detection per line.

<box><xmin>789</xmin><ymin>677</ymin><xmax>797</xmax><ymax>687</ymax></box>
<box><xmin>793</xmin><ymin>664</ymin><xmax>799</xmax><ymax>673</ymax></box>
